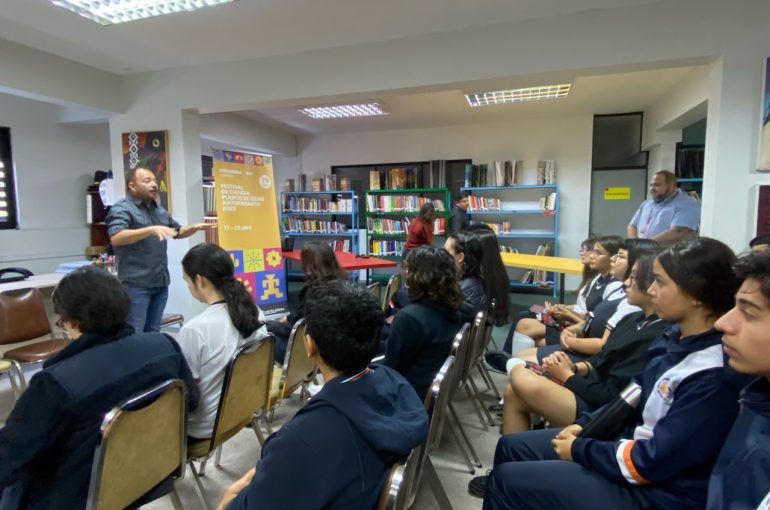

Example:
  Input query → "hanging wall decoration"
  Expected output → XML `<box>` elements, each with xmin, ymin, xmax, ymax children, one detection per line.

<box><xmin>759</xmin><ymin>58</ymin><xmax>770</xmax><ymax>171</ymax></box>
<box><xmin>122</xmin><ymin>130</ymin><xmax>171</xmax><ymax>211</ymax></box>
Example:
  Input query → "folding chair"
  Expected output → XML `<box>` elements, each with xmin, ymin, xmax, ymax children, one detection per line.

<box><xmin>375</xmin><ymin>448</ymin><xmax>420</xmax><ymax>510</ymax></box>
<box><xmin>381</xmin><ymin>273</ymin><xmax>402</xmax><ymax>314</ymax></box>
<box><xmin>267</xmin><ymin>318</ymin><xmax>316</xmax><ymax>420</ymax></box>
<box><xmin>86</xmin><ymin>379</ymin><xmax>187</xmax><ymax>510</ymax></box>
<box><xmin>0</xmin><ymin>288</ymin><xmax>70</xmax><ymax>390</ymax></box>
<box><xmin>187</xmin><ymin>337</ymin><xmax>275</xmax><ymax>510</ymax></box>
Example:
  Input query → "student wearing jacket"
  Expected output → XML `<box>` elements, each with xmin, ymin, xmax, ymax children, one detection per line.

<box><xmin>707</xmin><ymin>250</ymin><xmax>770</xmax><ymax>509</ymax></box>
<box><xmin>0</xmin><ymin>267</ymin><xmax>199</xmax><ymax>509</ymax></box>
<box><xmin>384</xmin><ymin>246</ymin><xmax>463</xmax><ymax>399</ymax></box>
<box><xmin>219</xmin><ymin>280</ymin><xmax>429</xmax><ymax>510</ymax></box>
<box><xmin>445</xmin><ymin>231</ymin><xmax>487</xmax><ymax>323</ymax></box>
<box><xmin>496</xmin><ymin>253</ymin><xmax>670</xmax><ymax>435</ymax></box>
<box><xmin>481</xmin><ymin>238</ymin><xmax>750</xmax><ymax>510</ymax></box>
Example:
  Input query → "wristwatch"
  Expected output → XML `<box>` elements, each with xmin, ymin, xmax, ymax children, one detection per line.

<box><xmin>173</xmin><ymin>225</ymin><xmax>181</xmax><ymax>238</ymax></box>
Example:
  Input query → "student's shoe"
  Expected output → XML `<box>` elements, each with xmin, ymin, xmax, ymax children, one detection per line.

<box><xmin>468</xmin><ymin>470</ymin><xmax>491</xmax><ymax>498</ymax></box>
<box><xmin>484</xmin><ymin>351</ymin><xmax>510</xmax><ymax>375</ymax></box>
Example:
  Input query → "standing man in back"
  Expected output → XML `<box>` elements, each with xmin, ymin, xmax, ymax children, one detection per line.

<box><xmin>449</xmin><ymin>192</ymin><xmax>471</xmax><ymax>235</ymax></box>
<box><xmin>627</xmin><ymin>170</ymin><xmax>700</xmax><ymax>244</ymax></box>
<box><xmin>106</xmin><ymin>167</ymin><xmax>212</xmax><ymax>333</ymax></box>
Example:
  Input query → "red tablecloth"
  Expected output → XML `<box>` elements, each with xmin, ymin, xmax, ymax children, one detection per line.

<box><xmin>281</xmin><ymin>250</ymin><xmax>397</xmax><ymax>270</ymax></box>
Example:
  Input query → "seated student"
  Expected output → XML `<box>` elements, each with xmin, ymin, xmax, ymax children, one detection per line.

<box><xmin>0</xmin><ymin>266</ymin><xmax>198</xmax><ymax>509</ymax></box>
<box><xmin>176</xmin><ymin>243</ymin><xmax>270</xmax><ymax>440</ymax></box>
<box><xmin>465</xmin><ymin>224</ymin><xmax>510</xmax><ymax>326</ymax></box>
<box><xmin>497</xmin><ymin>253</ymin><xmax>670</xmax><ymax>435</ymax></box>
<box><xmin>477</xmin><ymin>237</ymin><xmax>750</xmax><ymax>510</ymax></box>
<box><xmin>384</xmin><ymin>246</ymin><xmax>463</xmax><ymax>399</ymax></box>
<box><xmin>217</xmin><ymin>280</ymin><xmax>429</xmax><ymax>510</ymax></box>
<box><xmin>749</xmin><ymin>233</ymin><xmax>770</xmax><ymax>252</ymax></box>
<box><xmin>519</xmin><ymin>239</ymin><xmax>659</xmax><ymax>364</ymax></box>
<box><xmin>445</xmin><ymin>230</ymin><xmax>488</xmax><ymax>322</ymax></box>
<box><xmin>707</xmin><ymin>250</ymin><xmax>770</xmax><ymax>509</ymax></box>
<box><xmin>507</xmin><ymin>235</ymin><xmax>625</xmax><ymax>355</ymax></box>
<box><xmin>267</xmin><ymin>241</ymin><xmax>346</xmax><ymax>362</ymax></box>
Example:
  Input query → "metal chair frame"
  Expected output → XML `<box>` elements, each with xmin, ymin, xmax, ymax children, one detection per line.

<box><xmin>267</xmin><ymin>318</ymin><xmax>316</xmax><ymax>420</ymax></box>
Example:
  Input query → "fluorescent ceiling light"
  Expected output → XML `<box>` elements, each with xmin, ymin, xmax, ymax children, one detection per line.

<box><xmin>50</xmin><ymin>0</ymin><xmax>237</xmax><ymax>25</ymax></box>
<box><xmin>465</xmin><ymin>84</ymin><xmax>572</xmax><ymax>107</ymax></box>
<box><xmin>297</xmin><ymin>101</ymin><xmax>389</xmax><ymax>119</ymax></box>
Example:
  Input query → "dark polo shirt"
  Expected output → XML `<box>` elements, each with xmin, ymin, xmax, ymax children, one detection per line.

<box><xmin>106</xmin><ymin>195</ymin><xmax>180</xmax><ymax>288</ymax></box>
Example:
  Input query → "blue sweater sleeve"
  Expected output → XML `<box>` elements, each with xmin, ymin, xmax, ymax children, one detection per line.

<box><xmin>0</xmin><ymin>372</ymin><xmax>69</xmax><ymax>489</ymax></box>
<box><xmin>572</xmin><ymin>369</ymin><xmax>738</xmax><ymax>486</ymax></box>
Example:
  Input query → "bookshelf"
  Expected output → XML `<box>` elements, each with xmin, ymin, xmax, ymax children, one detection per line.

<box><xmin>461</xmin><ymin>184</ymin><xmax>559</xmax><ymax>296</ymax></box>
<box><xmin>675</xmin><ymin>143</ymin><xmax>704</xmax><ymax>203</ymax></box>
<box><xmin>364</xmin><ymin>187</ymin><xmax>450</xmax><ymax>281</ymax></box>
<box><xmin>280</xmin><ymin>191</ymin><xmax>359</xmax><ymax>276</ymax></box>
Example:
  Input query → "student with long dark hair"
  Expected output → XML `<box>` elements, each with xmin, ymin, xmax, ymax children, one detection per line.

<box><xmin>177</xmin><ymin>243</ymin><xmax>269</xmax><ymax>439</ymax></box>
<box><xmin>465</xmin><ymin>223</ymin><xmax>510</xmax><ymax>326</ymax></box>
<box><xmin>267</xmin><ymin>242</ymin><xmax>347</xmax><ymax>361</ymax></box>
<box><xmin>445</xmin><ymin>230</ymin><xmax>487</xmax><ymax>322</ymax></box>
<box><xmin>480</xmin><ymin>238</ymin><xmax>751</xmax><ymax>510</ymax></box>
<box><xmin>384</xmin><ymin>246</ymin><xmax>463</xmax><ymax>398</ymax></box>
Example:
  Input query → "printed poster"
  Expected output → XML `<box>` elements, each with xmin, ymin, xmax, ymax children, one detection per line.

<box><xmin>760</xmin><ymin>57</ymin><xmax>770</xmax><ymax>171</ymax></box>
<box><xmin>122</xmin><ymin>130</ymin><xmax>171</xmax><ymax>212</ymax></box>
<box><xmin>213</xmin><ymin>150</ymin><xmax>287</xmax><ymax>315</ymax></box>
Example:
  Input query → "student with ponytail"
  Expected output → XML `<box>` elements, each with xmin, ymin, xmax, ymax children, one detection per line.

<box><xmin>177</xmin><ymin>243</ymin><xmax>270</xmax><ymax>440</ymax></box>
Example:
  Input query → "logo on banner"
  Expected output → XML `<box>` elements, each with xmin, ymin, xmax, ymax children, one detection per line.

<box><xmin>235</xmin><ymin>272</ymin><xmax>257</xmax><ymax>298</ymax></box>
<box><xmin>228</xmin><ymin>250</ymin><xmax>245</xmax><ymax>272</ymax></box>
<box><xmin>259</xmin><ymin>175</ymin><xmax>272</xmax><ymax>189</ymax></box>
<box><xmin>243</xmin><ymin>249</ymin><xmax>265</xmax><ymax>273</ymax></box>
<box><xmin>264</xmin><ymin>247</ymin><xmax>283</xmax><ymax>270</ymax></box>
<box><xmin>256</xmin><ymin>270</ymin><xmax>286</xmax><ymax>304</ymax></box>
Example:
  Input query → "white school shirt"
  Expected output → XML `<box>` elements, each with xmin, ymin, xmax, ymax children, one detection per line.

<box><xmin>176</xmin><ymin>302</ymin><xmax>269</xmax><ymax>438</ymax></box>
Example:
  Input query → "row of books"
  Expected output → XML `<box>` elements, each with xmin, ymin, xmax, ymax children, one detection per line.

<box><xmin>204</xmin><ymin>217</ymin><xmax>218</xmax><ymax>245</ymax></box>
<box><xmin>366</xmin><ymin>217</ymin><xmax>446</xmax><ymax>235</ymax></box>
<box><xmin>368</xmin><ymin>240</ymin><xmax>405</xmax><ymax>256</ymax></box>
<box><xmin>481</xmin><ymin>221</ymin><xmax>513</xmax><ymax>235</ymax></box>
<box><xmin>282</xmin><ymin>196</ymin><xmax>354</xmax><ymax>213</ymax></box>
<box><xmin>284</xmin><ymin>175</ymin><xmax>351</xmax><ymax>192</ymax></box>
<box><xmin>366</xmin><ymin>195</ymin><xmax>445</xmax><ymax>213</ymax></box>
<box><xmin>464</xmin><ymin>161</ymin><xmax>522</xmax><ymax>187</ymax></box>
<box><xmin>536</xmin><ymin>161</ymin><xmax>557</xmax><ymax>185</ymax></box>
<box><xmin>467</xmin><ymin>195</ymin><xmax>502</xmax><ymax>212</ymax></box>
<box><xmin>516</xmin><ymin>243</ymin><xmax>554</xmax><ymax>284</ymax></box>
<box><xmin>202</xmin><ymin>185</ymin><xmax>216</xmax><ymax>215</ymax></box>
<box><xmin>369</xmin><ymin>167</ymin><xmax>422</xmax><ymax>190</ymax></box>
<box><xmin>327</xmin><ymin>239</ymin><xmax>352</xmax><ymax>252</ymax></box>
<box><xmin>282</xmin><ymin>218</ymin><xmax>350</xmax><ymax>234</ymax></box>
<box><xmin>539</xmin><ymin>192</ymin><xmax>557</xmax><ymax>211</ymax></box>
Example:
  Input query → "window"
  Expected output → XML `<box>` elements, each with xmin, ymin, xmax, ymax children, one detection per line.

<box><xmin>0</xmin><ymin>127</ymin><xmax>18</xmax><ymax>230</ymax></box>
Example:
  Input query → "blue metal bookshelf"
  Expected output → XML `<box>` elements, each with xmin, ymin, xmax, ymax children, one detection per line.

<box><xmin>279</xmin><ymin>190</ymin><xmax>359</xmax><ymax>254</ymax></box>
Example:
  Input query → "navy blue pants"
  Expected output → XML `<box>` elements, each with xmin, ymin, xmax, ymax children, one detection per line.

<box><xmin>483</xmin><ymin>428</ymin><xmax>650</xmax><ymax>510</ymax></box>
<box><xmin>124</xmin><ymin>283</ymin><xmax>168</xmax><ymax>333</ymax></box>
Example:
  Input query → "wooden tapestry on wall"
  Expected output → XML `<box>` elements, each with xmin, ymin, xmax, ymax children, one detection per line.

<box><xmin>122</xmin><ymin>130</ymin><xmax>171</xmax><ymax>212</ymax></box>
<box><xmin>759</xmin><ymin>58</ymin><xmax>770</xmax><ymax>171</ymax></box>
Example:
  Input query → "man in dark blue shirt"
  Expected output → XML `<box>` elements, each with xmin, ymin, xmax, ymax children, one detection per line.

<box><xmin>106</xmin><ymin>167</ymin><xmax>212</xmax><ymax>332</ymax></box>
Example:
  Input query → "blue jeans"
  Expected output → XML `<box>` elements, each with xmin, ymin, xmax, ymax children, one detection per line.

<box><xmin>124</xmin><ymin>284</ymin><xmax>168</xmax><ymax>333</ymax></box>
<box><xmin>483</xmin><ymin>428</ymin><xmax>650</xmax><ymax>510</ymax></box>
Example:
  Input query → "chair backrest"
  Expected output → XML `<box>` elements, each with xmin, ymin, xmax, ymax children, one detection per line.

<box><xmin>423</xmin><ymin>356</ymin><xmax>456</xmax><ymax>453</ymax></box>
<box><xmin>0</xmin><ymin>288</ymin><xmax>52</xmax><ymax>345</ymax></box>
<box><xmin>86</xmin><ymin>379</ymin><xmax>186</xmax><ymax>510</ymax></box>
<box><xmin>375</xmin><ymin>448</ymin><xmax>419</xmax><ymax>510</ymax></box>
<box><xmin>480</xmin><ymin>298</ymin><xmax>497</xmax><ymax>351</ymax></box>
<box><xmin>367</xmin><ymin>282</ymin><xmax>383</xmax><ymax>305</ymax></box>
<box><xmin>449</xmin><ymin>323</ymin><xmax>473</xmax><ymax>396</ymax></box>
<box><xmin>275</xmin><ymin>318</ymin><xmax>315</xmax><ymax>402</ymax></box>
<box><xmin>470</xmin><ymin>308</ymin><xmax>489</xmax><ymax>362</ymax></box>
<box><xmin>382</xmin><ymin>273</ymin><xmax>402</xmax><ymax>313</ymax></box>
<box><xmin>209</xmin><ymin>337</ymin><xmax>274</xmax><ymax>451</ymax></box>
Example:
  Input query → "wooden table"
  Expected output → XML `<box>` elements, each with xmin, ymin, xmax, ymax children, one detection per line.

<box><xmin>282</xmin><ymin>250</ymin><xmax>397</xmax><ymax>283</ymax></box>
<box><xmin>500</xmin><ymin>253</ymin><xmax>583</xmax><ymax>304</ymax></box>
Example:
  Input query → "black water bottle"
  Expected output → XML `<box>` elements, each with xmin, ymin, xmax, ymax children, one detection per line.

<box><xmin>579</xmin><ymin>382</ymin><xmax>642</xmax><ymax>440</ymax></box>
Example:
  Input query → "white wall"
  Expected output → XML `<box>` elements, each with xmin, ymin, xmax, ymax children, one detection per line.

<box><xmin>0</xmin><ymin>93</ymin><xmax>110</xmax><ymax>274</ymax></box>
<box><xmin>298</xmin><ymin>115</ymin><xmax>594</xmax><ymax>267</ymax></box>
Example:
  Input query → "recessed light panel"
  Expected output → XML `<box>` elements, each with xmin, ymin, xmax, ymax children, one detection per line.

<box><xmin>465</xmin><ymin>84</ymin><xmax>572</xmax><ymax>107</ymax></box>
<box><xmin>50</xmin><ymin>0</ymin><xmax>237</xmax><ymax>25</ymax></box>
<box><xmin>297</xmin><ymin>101</ymin><xmax>390</xmax><ymax>119</ymax></box>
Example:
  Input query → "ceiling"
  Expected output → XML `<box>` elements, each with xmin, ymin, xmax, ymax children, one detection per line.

<box><xmin>2</xmin><ymin>0</ymin><xmax>664</xmax><ymax>74</ymax></box>
<box><xmin>235</xmin><ymin>65</ymin><xmax>702</xmax><ymax>135</ymax></box>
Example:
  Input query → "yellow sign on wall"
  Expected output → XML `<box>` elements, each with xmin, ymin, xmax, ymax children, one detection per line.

<box><xmin>604</xmin><ymin>187</ymin><xmax>631</xmax><ymax>200</ymax></box>
<box><xmin>213</xmin><ymin>150</ymin><xmax>287</xmax><ymax>315</ymax></box>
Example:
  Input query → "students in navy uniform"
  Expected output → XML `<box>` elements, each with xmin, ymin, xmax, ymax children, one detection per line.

<box><xmin>219</xmin><ymin>280</ymin><xmax>428</xmax><ymax>510</ymax></box>
<box><xmin>479</xmin><ymin>238</ymin><xmax>750</xmax><ymax>510</ymax></box>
